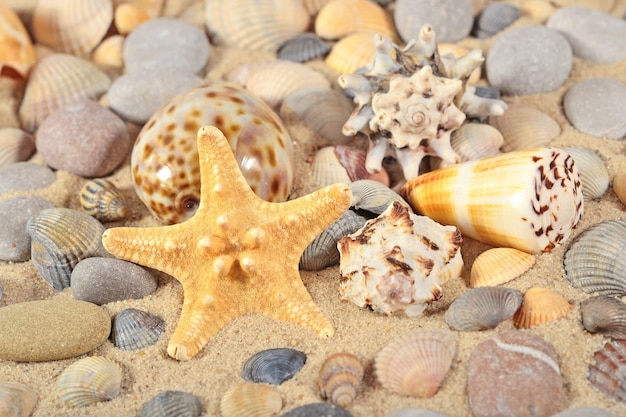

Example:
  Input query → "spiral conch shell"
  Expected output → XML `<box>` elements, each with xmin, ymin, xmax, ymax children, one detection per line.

<box><xmin>401</xmin><ymin>148</ymin><xmax>584</xmax><ymax>254</ymax></box>
<box><xmin>338</xmin><ymin>201</ymin><xmax>463</xmax><ymax>316</ymax></box>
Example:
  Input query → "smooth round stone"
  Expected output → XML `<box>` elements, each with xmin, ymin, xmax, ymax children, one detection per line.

<box><xmin>35</xmin><ymin>99</ymin><xmax>131</xmax><ymax>177</ymax></box>
<box><xmin>108</xmin><ymin>69</ymin><xmax>204</xmax><ymax>124</ymax></box>
<box><xmin>0</xmin><ymin>162</ymin><xmax>55</xmax><ymax>195</ymax></box>
<box><xmin>563</xmin><ymin>78</ymin><xmax>626</xmax><ymax>140</ymax></box>
<box><xmin>0</xmin><ymin>196</ymin><xmax>54</xmax><ymax>262</ymax></box>
<box><xmin>547</xmin><ymin>7</ymin><xmax>626</xmax><ymax>65</ymax></box>
<box><xmin>123</xmin><ymin>17</ymin><xmax>210</xmax><ymax>74</ymax></box>
<box><xmin>281</xmin><ymin>403</ymin><xmax>353</xmax><ymax>417</ymax></box>
<box><xmin>467</xmin><ymin>330</ymin><xmax>563</xmax><ymax>417</ymax></box>
<box><xmin>71</xmin><ymin>257</ymin><xmax>158</xmax><ymax>305</ymax></box>
<box><xmin>486</xmin><ymin>26</ymin><xmax>572</xmax><ymax>95</ymax></box>
<box><xmin>0</xmin><ymin>298</ymin><xmax>111</xmax><ymax>362</ymax></box>
<box><xmin>394</xmin><ymin>0</ymin><xmax>474</xmax><ymax>43</ymax></box>
<box><xmin>550</xmin><ymin>407</ymin><xmax>616</xmax><ymax>417</ymax></box>
<box><xmin>472</xmin><ymin>3</ymin><xmax>521</xmax><ymax>39</ymax></box>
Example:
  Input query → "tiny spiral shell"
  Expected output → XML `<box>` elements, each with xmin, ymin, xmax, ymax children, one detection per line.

<box><xmin>318</xmin><ymin>352</ymin><xmax>364</xmax><ymax>407</ymax></box>
<box><xmin>79</xmin><ymin>179</ymin><xmax>127</xmax><ymax>222</ymax></box>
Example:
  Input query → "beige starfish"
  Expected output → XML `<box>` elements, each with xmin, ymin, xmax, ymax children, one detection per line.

<box><xmin>102</xmin><ymin>126</ymin><xmax>352</xmax><ymax>360</ymax></box>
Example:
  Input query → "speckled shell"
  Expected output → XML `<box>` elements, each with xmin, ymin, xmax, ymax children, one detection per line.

<box><xmin>0</xmin><ymin>4</ymin><xmax>36</xmax><ymax>78</ymax></box>
<box><xmin>513</xmin><ymin>287</ymin><xmax>573</xmax><ymax>328</ymax></box>
<box><xmin>581</xmin><ymin>296</ymin><xmax>626</xmax><ymax>340</ymax></box>
<box><xmin>140</xmin><ymin>390</ymin><xmax>203</xmax><ymax>417</ymax></box>
<box><xmin>220</xmin><ymin>382</ymin><xmax>282</xmax><ymax>417</ymax></box>
<box><xmin>315</xmin><ymin>0</ymin><xmax>398</xmax><ymax>41</ymax></box>
<box><xmin>470</xmin><ymin>247</ymin><xmax>536</xmax><ymax>288</ymax></box>
<box><xmin>278</xmin><ymin>33</ymin><xmax>331</xmax><ymax>63</ymax></box>
<box><xmin>0</xmin><ymin>382</ymin><xmax>38</xmax><ymax>417</ymax></box>
<box><xmin>56</xmin><ymin>356</ymin><xmax>122</xmax><ymax>407</ymax></box>
<box><xmin>0</xmin><ymin>128</ymin><xmax>35</xmax><ymax>169</ymax></box>
<box><xmin>563</xmin><ymin>146</ymin><xmax>609</xmax><ymax>200</ymax></box>
<box><xmin>445</xmin><ymin>287</ymin><xmax>523</xmax><ymax>331</ymax></box>
<box><xmin>588</xmin><ymin>339</ymin><xmax>626</xmax><ymax>402</ymax></box>
<box><xmin>80</xmin><ymin>179</ymin><xmax>128</xmax><ymax>223</ymax></box>
<box><xmin>110</xmin><ymin>308</ymin><xmax>166</xmax><ymax>350</ymax></box>
<box><xmin>488</xmin><ymin>103</ymin><xmax>560</xmax><ymax>152</ymax></box>
<box><xmin>318</xmin><ymin>352</ymin><xmax>364</xmax><ymax>407</ymax></box>
<box><xmin>325</xmin><ymin>31</ymin><xmax>376</xmax><ymax>74</ymax></box>
<box><xmin>242</xmin><ymin>348</ymin><xmax>307</xmax><ymax>385</ymax></box>
<box><xmin>131</xmin><ymin>84</ymin><xmax>295</xmax><ymax>225</ymax></box>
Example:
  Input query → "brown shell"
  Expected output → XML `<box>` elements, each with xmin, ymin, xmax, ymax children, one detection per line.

<box><xmin>470</xmin><ymin>247</ymin><xmax>536</xmax><ymax>288</ymax></box>
<box><xmin>588</xmin><ymin>339</ymin><xmax>626</xmax><ymax>402</ymax></box>
<box><xmin>513</xmin><ymin>287</ymin><xmax>574</xmax><ymax>328</ymax></box>
<box><xmin>79</xmin><ymin>178</ymin><xmax>128</xmax><ymax>222</ymax></box>
<box><xmin>318</xmin><ymin>352</ymin><xmax>364</xmax><ymax>407</ymax></box>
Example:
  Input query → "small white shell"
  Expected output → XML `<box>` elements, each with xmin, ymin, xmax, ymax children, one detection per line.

<box><xmin>563</xmin><ymin>146</ymin><xmax>609</xmax><ymax>200</ymax></box>
<box><xmin>350</xmin><ymin>179</ymin><xmax>410</xmax><ymax>215</ymax></box>
<box><xmin>56</xmin><ymin>356</ymin><xmax>122</xmax><ymax>407</ymax></box>
<box><xmin>0</xmin><ymin>382</ymin><xmax>38</xmax><ymax>417</ymax></box>
<box><xmin>488</xmin><ymin>103</ymin><xmax>560</xmax><ymax>152</ymax></box>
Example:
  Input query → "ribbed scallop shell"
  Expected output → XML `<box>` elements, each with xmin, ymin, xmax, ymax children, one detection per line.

<box><xmin>350</xmin><ymin>179</ymin><xmax>409</xmax><ymax>215</ymax></box>
<box><xmin>27</xmin><ymin>208</ymin><xmax>109</xmax><ymax>291</ymax></box>
<box><xmin>0</xmin><ymin>382</ymin><xmax>37</xmax><ymax>417</ymax></box>
<box><xmin>588</xmin><ymin>339</ymin><xmax>626</xmax><ymax>402</ymax></box>
<box><xmin>242</xmin><ymin>348</ymin><xmax>307</xmax><ymax>385</ymax></box>
<box><xmin>581</xmin><ymin>296</ymin><xmax>626</xmax><ymax>340</ymax></box>
<box><xmin>220</xmin><ymin>382</ymin><xmax>282</xmax><ymax>417</ymax></box>
<box><xmin>318</xmin><ymin>352</ymin><xmax>364</xmax><ymax>407</ymax></box>
<box><xmin>513</xmin><ymin>287</ymin><xmax>573</xmax><ymax>328</ymax></box>
<box><xmin>19</xmin><ymin>53</ymin><xmax>111</xmax><ymax>132</ymax></box>
<box><xmin>56</xmin><ymin>356</ymin><xmax>122</xmax><ymax>407</ymax></box>
<box><xmin>375</xmin><ymin>329</ymin><xmax>456</xmax><ymax>398</ymax></box>
<box><xmin>472</xmin><ymin>3</ymin><xmax>521</xmax><ymax>39</ymax></box>
<box><xmin>470</xmin><ymin>247</ymin><xmax>536</xmax><ymax>288</ymax></box>
<box><xmin>278</xmin><ymin>33</ymin><xmax>331</xmax><ymax>63</ymax></box>
<box><xmin>450</xmin><ymin>123</ymin><xmax>503</xmax><ymax>163</ymax></box>
<box><xmin>111</xmin><ymin>308</ymin><xmax>166</xmax><ymax>350</ymax></box>
<box><xmin>226</xmin><ymin>60</ymin><xmax>331</xmax><ymax>109</ymax></box>
<box><xmin>80</xmin><ymin>178</ymin><xmax>128</xmax><ymax>223</ymax></box>
<box><xmin>325</xmin><ymin>31</ymin><xmax>376</xmax><ymax>74</ymax></box>
<box><xmin>564</xmin><ymin>220</ymin><xmax>626</xmax><ymax>296</ymax></box>
<box><xmin>140</xmin><ymin>390</ymin><xmax>203</xmax><ymax>417</ymax></box>
<box><xmin>488</xmin><ymin>103</ymin><xmax>560</xmax><ymax>152</ymax></box>
<box><xmin>445</xmin><ymin>287</ymin><xmax>523</xmax><ymax>331</ymax></box>
<box><xmin>563</xmin><ymin>146</ymin><xmax>609</xmax><ymax>200</ymax></box>
<box><xmin>0</xmin><ymin>4</ymin><xmax>36</xmax><ymax>78</ymax></box>
<box><xmin>204</xmin><ymin>0</ymin><xmax>310</xmax><ymax>52</ymax></box>
<box><xmin>32</xmin><ymin>0</ymin><xmax>113</xmax><ymax>55</ymax></box>
<box><xmin>0</xmin><ymin>128</ymin><xmax>35</xmax><ymax>169</ymax></box>
<box><xmin>315</xmin><ymin>0</ymin><xmax>398</xmax><ymax>41</ymax></box>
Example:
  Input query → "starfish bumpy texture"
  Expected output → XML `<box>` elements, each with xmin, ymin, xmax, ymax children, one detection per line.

<box><xmin>102</xmin><ymin>126</ymin><xmax>352</xmax><ymax>360</ymax></box>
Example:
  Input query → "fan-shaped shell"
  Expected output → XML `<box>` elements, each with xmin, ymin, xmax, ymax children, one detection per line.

<box><xmin>32</xmin><ymin>0</ymin><xmax>113</xmax><ymax>56</ymax></box>
<box><xmin>445</xmin><ymin>287</ymin><xmax>523</xmax><ymax>331</ymax></box>
<box><xmin>0</xmin><ymin>4</ymin><xmax>36</xmax><ymax>78</ymax></box>
<box><xmin>111</xmin><ymin>308</ymin><xmax>166</xmax><ymax>350</ymax></box>
<box><xmin>488</xmin><ymin>103</ymin><xmax>560</xmax><ymax>152</ymax></box>
<box><xmin>140</xmin><ymin>390</ymin><xmax>203</xmax><ymax>417</ymax></box>
<box><xmin>563</xmin><ymin>146</ymin><xmax>609</xmax><ymax>200</ymax></box>
<box><xmin>278</xmin><ymin>33</ymin><xmax>331</xmax><ymax>62</ymax></box>
<box><xmin>588</xmin><ymin>339</ymin><xmax>626</xmax><ymax>402</ymax></box>
<box><xmin>375</xmin><ymin>329</ymin><xmax>456</xmax><ymax>398</ymax></box>
<box><xmin>242</xmin><ymin>348</ymin><xmax>307</xmax><ymax>385</ymax></box>
<box><xmin>0</xmin><ymin>382</ymin><xmax>38</xmax><ymax>417</ymax></box>
<box><xmin>449</xmin><ymin>123</ymin><xmax>503</xmax><ymax>163</ymax></box>
<box><xmin>472</xmin><ymin>3</ymin><xmax>521</xmax><ymax>39</ymax></box>
<box><xmin>581</xmin><ymin>296</ymin><xmax>626</xmax><ymax>340</ymax></box>
<box><xmin>318</xmin><ymin>352</ymin><xmax>364</xmax><ymax>407</ymax></box>
<box><xmin>0</xmin><ymin>128</ymin><xmax>35</xmax><ymax>169</ymax></box>
<box><xmin>350</xmin><ymin>179</ymin><xmax>409</xmax><ymax>215</ymax></box>
<box><xmin>220</xmin><ymin>382</ymin><xmax>282</xmax><ymax>417</ymax></box>
<box><xmin>56</xmin><ymin>356</ymin><xmax>122</xmax><ymax>407</ymax></box>
<box><xmin>513</xmin><ymin>287</ymin><xmax>573</xmax><ymax>328</ymax></box>
<box><xmin>315</xmin><ymin>0</ymin><xmax>398</xmax><ymax>41</ymax></box>
<box><xmin>80</xmin><ymin>178</ymin><xmax>128</xmax><ymax>222</ymax></box>
<box><xmin>470</xmin><ymin>247</ymin><xmax>536</xmax><ymax>288</ymax></box>
<box><xmin>325</xmin><ymin>31</ymin><xmax>376</xmax><ymax>74</ymax></box>
<box><xmin>564</xmin><ymin>220</ymin><xmax>626</xmax><ymax>296</ymax></box>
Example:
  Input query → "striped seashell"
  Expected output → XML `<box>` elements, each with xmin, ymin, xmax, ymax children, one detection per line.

<box><xmin>0</xmin><ymin>4</ymin><xmax>36</xmax><ymax>78</ymax></box>
<box><xmin>278</xmin><ymin>33</ymin><xmax>331</xmax><ymax>63</ymax></box>
<box><xmin>242</xmin><ymin>348</ymin><xmax>307</xmax><ymax>385</ymax></box>
<box><xmin>19</xmin><ymin>53</ymin><xmax>111</xmax><ymax>132</ymax></box>
<box><xmin>375</xmin><ymin>329</ymin><xmax>456</xmax><ymax>398</ymax></box>
<box><xmin>472</xmin><ymin>3</ymin><xmax>521</xmax><ymax>39</ymax></box>
<box><xmin>92</xmin><ymin>34</ymin><xmax>125</xmax><ymax>68</ymax></box>
<box><xmin>564</xmin><ymin>219</ymin><xmax>626</xmax><ymax>296</ymax></box>
<box><xmin>114</xmin><ymin>2</ymin><xmax>150</xmax><ymax>35</ymax></box>
<box><xmin>350</xmin><ymin>179</ymin><xmax>409</xmax><ymax>215</ymax></box>
<box><xmin>513</xmin><ymin>287</ymin><xmax>573</xmax><ymax>328</ymax></box>
<box><xmin>470</xmin><ymin>247</ymin><xmax>536</xmax><ymax>288</ymax></box>
<box><xmin>80</xmin><ymin>178</ymin><xmax>128</xmax><ymax>222</ymax></box>
<box><xmin>318</xmin><ymin>352</ymin><xmax>364</xmax><ymax>407</ymax></box>
<box><xmin>140</xmin><ymin>390</ymin><xmax>203</xmax><ymax>417</ymax></box>
<box><xmin>56</xmin><ymin>356</ymin><xmax>122</xmax><ymax>407</ymax></box>
<box><xmin>325</xmin><ymin>31</ymin><xmax>376</xmax><ymax>74</ymax></box>
<box><xmin>111</xmin><ymin>308</ymin><xmax>166</xmax><ymax>350</ymax></box>
<box><xmin>315</xmin><ymin>0</ymin><xmax>398</xmax><ymax>41</ymax></box>
<box><xmin>588</xmin><ymin>339</ymin><xmax>626</xmax><ymax>402</ymax></box>
<box><xmin>0</xmin><ymin>128</ymin><xmax>35</xmax><ymax>169</ymax></box>
<box><xmin>220</xmin><ymin>382</ymin><xmax>282</xmax><ymax>417</ymax></box>
<box><xmin>581</xmin><ymin>295</ymin><xmax>626</xmax><ymax>340</ymax></box>
<box><xmin>614</xmin><ymin>162</ymin><xmax>626</xmax><ymax>206</ymax></box>
<box><xmin>226</xmin><ymin>60</ymin><xmax>331</xmax><ymax>109</ymax></box>
<box><xmin>32</xmin><ymin>0</ymin><xmax>113</xmax><ymax>56</ymax></box>
<box><xmin>401</xmin><ymin>148</ymin><xmax>584</xmax><ymax>254</ymax></box>
<box><xmin>0</xmin><ymin>382</ymin><xmax>38</xmax><ymax>417</ymax></box>
<box><xmin>445</xmin><ymin>286</ymin><xmax>523</xmax><ymax>331</ymax></box>
<box><xmin>488</xmin><ymin>103</ymin><xmax>560</xmax><ymax>152</ymax></box>
<box><xmin>448</xmin><ymin>122</ymin><xmax>503</xmax><ymax>164</ymax></box>
<box><xmin>563</xmin><ymin>146</ymin><xmax>609</xmax><ymax>200</ymax></box>
<box><xmin>204</xmin><ymin>0</ymin><xmax>310</xmax><ymax>52</ymax></box>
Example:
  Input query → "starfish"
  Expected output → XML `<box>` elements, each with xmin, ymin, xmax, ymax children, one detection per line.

<box><xmin>102</xmin><ymin>126</ymin><xmax>352</xmax><ymax>360</ymax></box>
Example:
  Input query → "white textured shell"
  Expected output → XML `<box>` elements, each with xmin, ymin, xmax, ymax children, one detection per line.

<box><xmin>338</xmin><ymin>201</ymin><xmax>463</xmax><ymax>316</ymax></box>
<box><xmin>56</xmin><ymin>356</ymin><xmax>122</xmax><ymax>407</ymax></box>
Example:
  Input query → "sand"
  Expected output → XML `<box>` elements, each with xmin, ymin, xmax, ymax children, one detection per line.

<box><xmin>1</xmin><ymin>3</ymin><xmax>626</xmax><ymax>417</ymax></box>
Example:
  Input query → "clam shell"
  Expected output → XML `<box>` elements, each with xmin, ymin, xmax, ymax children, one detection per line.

<box><xmin>488</xmin><ymin>103</ymin><xmax>560</xmax><ymax>152</ymax></box>
<box><xmin>470</xmin><ymin>247</ymin><xmax>536</xmax><ymax>288</ymax></box>
<box><xmin>614</xmin><ymin>162</ymin><xmax>626</xmax><ymax>206</ymax></box>
<box><xmin>449</xmin><ymin>123</ymin><xmax>503</xmax><ymax>163</ymax></box>
<box><xmin>140</xmin><ymin>390</ymin><xmax>203</xmax><ymax>417</ymax></box>
<box><xmin>56</xmin><ymin>356</ymin><xmax>122</xmax><ymax>407</ymax></box>
<box><xmin>19</xmin><ymin>53</ymin><xmax>111</xmax><ymax>132</ymax></box>
<box><xmin>32</xmin><ymin>0</ymin><xmax>113</xmax><ymax>55</ymax></box>
<box><xmin>0</xmin><ymin>382</ymin><xmax>37</xmax><ymax>417</ymax></box>
<box><xmin>349</xmin><ymin>179</ymin><xmax>409</xmax><ymax>215</ymax></box>
<box><xmin>110</xmin><ymin>308</ymin><xmax>166</xmax><ymax>350</ymax></box>
<box><xmin>0</xmin><ymin>128</ymin><xmax>35</xmax><ymax>169</ymax></box>
<box><xmin>325</xmin><ymin>31</ymin><xmax>376</xmax><ymax>74</ymax></box>
<box><xmin>79</xmin><ymin>178</ymin><xmax>128</xmax><ymax>223</ymax></box>
<box><xmin>220</xmin><ymin>382</ymin><xmax>282</xmax><ymax>417</ymax></box>
<box><xmin>0</xmin><ymin>4</ymin><xmax>36</xmax><ymax>78</ymax></box>
<box><xmin>242</xmin><ymin>348</ymin><xmax>307</xmax><ymax>385</ymax></box>
<box><xmin>278</xmin><ymin>33</ymin><xmax>331</xmax><ymax>63</ymax></box>
<box><xmin>375</xmin><ymin>329</ymin><xmax>456</xmax><ymax>398</ymax></box>
<box><xmin>472</xmin><ymin>3</ymin><xmax>521</xmax><ymax>39</ymax></box>
<box><xmin>564</xmin><ymin>220</ymin><xmax>626</xmax><ymax>296</ymax></box>
<box><xmin>513</xmin><ymin>287</ymin><xmax>573</xmax><ymax>328</ymax></box>
<box><xmin>445</xmin><ymin>287</ymin><xmax>523</xmax><ymax>331</ymax></box>
<box><xmin>114</xmin><ymin>2</ymin><xmax>150</xmax><ymax>35</ymax></box>
<box><xmin>563</xmin><ymin>146</ymin><xmax>609</xmax><ymax>200</ymax></box>
<box><xmin>581</xmin><ymin>296</ymin><xmax>626</xmax><ymax>340</ymax></box>
<box><xmin>588</xmin><ymin>339</ymin><xmax>626</xmax><ymax>402</ymax></box>
<box><xmin>27</xmin><ymin>208</ymin><xmax>109</xmax><ymax>291</ymax></box>
<box><xmin>318</xmin><ymin>352</ymin><xmax>364</xmax><ymax>407</ymax></box>
<box><xmin>315</xmin><ymin>0</ymin><xmax>398</xmax><ymax>41</ymax></box>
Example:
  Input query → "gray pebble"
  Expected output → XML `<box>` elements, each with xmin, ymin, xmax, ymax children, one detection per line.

<box><xmin>124</xmin><ymin>18</ymin><xmax>210</xmax><ymax>74</ymax></box>
<box><xmin>35</xmin><ymin>99</ymin><xmax>131</xmax><ymax>177</ymax></box>
<box><xmin>0</xmin><ymin>196</ymin><xmax>54</xmax><ymax>262</ymax></box>
<box><xmin>563</xmin><ymin>77</ymin><xmax>626</xmax><ymax>140</ymax></box>
<box><xmin>394</xmin><ymin>0</ymin><xmax>474</xmax><ymax>43</ymax></box>
<box><xmin>472</xmin><ymin>3</ymin><xmax>521</xmax><ymax>39</ymax></box>
<box><xmin>547</xmin><ymin>7</ymin><xmax>626</xmax><ymax>65</ymax></box>
<box><xmin>0</xmin><ymin>162</ymin><xmax>55</xmax><ymax>195</ymax></box>
<box><xmin>486</xmin><ymin>26</ymin><xmax>572</xmax><ymax>95</ymax></box>
<box><xmin>108</xmin><ymin>69</ymin><xmax>203</xmax><ymax>124</ymax></box>
<box><xmin>71</xmin><ymin>257</ymin><xmax>158</xmax><ymax>305</ymax></box>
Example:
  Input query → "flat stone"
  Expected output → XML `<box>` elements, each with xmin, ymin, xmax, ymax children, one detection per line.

<box><xmin>0</xmin><ymin>298</ymin><xmax>111</xmax><ymax>362</ymax></box>
<box><xmin>563</xmin><ymin>77</ymin><xmax>626</xmax><ymax>140</ymax></box>
<box><xmin>467</xmin><ymin>330</ymin><xmax>563</xmax><ymax>417</ymax></box>
<box><xmin>0</xmin><ymin>196</ymin><xmax>54</xmax><ymax>262</ymax></box>
<box><xmin>0</xmin><ymin>162</ymin><xmax>55</xmax><ymax>196</ymax></box>
<box><xmin>394</xmin><ymin>0</ymin><xmax>474</xmax><ymax>43</ymax></box>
